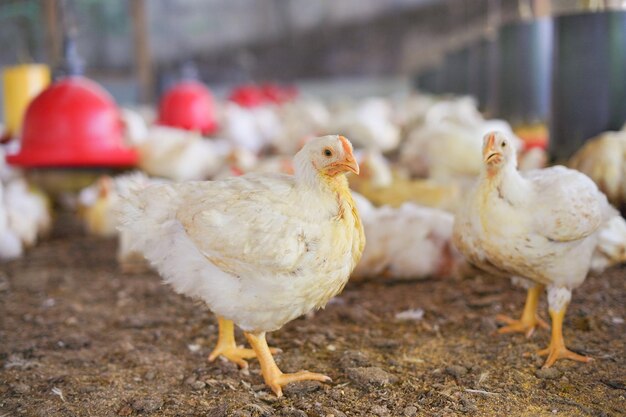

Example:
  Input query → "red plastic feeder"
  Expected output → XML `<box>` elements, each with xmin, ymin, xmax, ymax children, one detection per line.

<box><xmin>261</xmin><ymin>83</ymin><xmax>298</xmax><ymax>104</ymax></box>
<box><xmin>157</xmin><ymin>81</ymin><xmax>218</xmax><ymax>134</ymax></box>
<box><xmin>7</xmin><ymin>77</ymin><xmax>138</xmax><ymax>168</ymax></box>
<box><xmin>229</xmin><ymin>84</ymin><xmax>266</xmax><ymax>108</ymax></box>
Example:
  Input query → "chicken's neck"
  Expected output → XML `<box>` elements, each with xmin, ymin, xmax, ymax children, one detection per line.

<box><xmin>480</xmin><ymin>161</ymin><xmax>529</xmax><ymax>206</ymax></box>
<box><xmin>318</xmin><ymin>174</ymin><xmax>352</xmax><ymax>200</ymax></box>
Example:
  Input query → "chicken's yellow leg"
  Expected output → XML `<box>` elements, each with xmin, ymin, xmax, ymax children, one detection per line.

<box><xmin>245</xmin><ymin>331</ymin><xmax>331</xmax><ymax>397</ymax></box>
<box><xmin>496</xmin><ymin>284</ymin><xmax>549</xmax><ymax>338</ymax></box>
<box><xmin>536</xmin><ymin>307</ymin><xmax>593</xmax><ymax>368</ymax></box>
<box><xmin>208</xmin><ymin>317</ymin><xmax>275</xmax><ymax>368</ymax></box>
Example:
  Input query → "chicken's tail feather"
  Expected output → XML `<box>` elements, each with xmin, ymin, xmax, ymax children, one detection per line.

<box><xmin>116</xmin><ymin>182</ymin><xmax>180</xmax><ymax>251</ymax></box>
<box><xmin>116</xmin><ymin>181</ymin><xmax>240</xmax><ymax>314</ymax></box>
<box><xmin>591</xmin><ymin>214</ymin><xmax>626</xmax><ymax>274</ymax></box>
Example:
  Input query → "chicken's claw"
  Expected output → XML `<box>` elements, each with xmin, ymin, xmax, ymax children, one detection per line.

<box><xmin>209</xmin><ymin>317</ymin><xmax>281</xmax><ymax>369</ymax></box>
<box><xmin>245</xmin><ymin>331</ymin><xmax>331</xmax><ymax>397</ymax></box>
<box><xmin>527</xmin><ymin>306</ymin><xmax>592</xmax><ymax>368</ymax></box>
<box><xmin>536</xmin><ymin>345</ymin><xmax>593</xmax><ymax>368</ymax></box>
<box><xmin>208</xmin><ymin>344</ymin><xmax>256</xmax><ymax>369</ymax></box>
<box><xmin>496</xmin><ymin>285</ymin><xmax>548</xmax><ymax>338</ymax></box>
<box><xmin>496</xmin><ymin>313</ymin><xmax>549</xmax><ymax>338</ymax></box>
<box><xmin>267</xmin><ymin>371</ymin><xmax>331</xmax><ymax>398</ymax></box>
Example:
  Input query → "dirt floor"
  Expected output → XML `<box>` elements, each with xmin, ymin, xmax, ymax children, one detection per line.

<box><xmin>1</xmin><ymin>215</ymin><xmax>625</xmax><ymax>417</ymax></box>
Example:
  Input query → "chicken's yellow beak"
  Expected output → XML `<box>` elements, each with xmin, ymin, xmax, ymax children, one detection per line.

<box><xmin>482</xmin><ymin>133</ymin><xmax>501</xmax><ymax>164</ymax></box>
<box><xmin>325</xmin><ymin>136</ymin><xmax>360</xmax><ymax>176</ymax></box>
<box><xmin>342</xmin><ymin>154</ymin><xmax>360</xmax><ymax>175</ymax></box>
<box><xmin>484</xmin><ymin>152</ymin><xmax>502</xmax><ymax>164</ymax></box>
<box><xmin>326</xmin><ymin>154</ymin><xmax>359</xmax><ymax>176</ymax></box>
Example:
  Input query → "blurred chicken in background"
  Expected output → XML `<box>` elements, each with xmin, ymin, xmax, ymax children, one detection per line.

<box><xmin>327</xmin><ymin>98</ymin><xmax>401</xmax><ymax>152</ymax></box>
<box><xmin>568</xmin><ymin>130</ymin><xmax>626</xmax><ymax>212</ymax></box>
<box><xmin>400</xmin><ymin>97</ymin><xmax>524</xmax><ymax>184</ymax></box>
<box><xmin>349</xmin><ymin>148</ymin><xmax>461</xmax><ymax>212</ymax></box>
<box><xmin>138</xmin><ymin>126</ymin><xmax>230</xmax><ymax>181</ymax></box>
<box><xmin>352</xmin><ymin>192</ymin><xmax>465</xmax><ymax>281</ymax></box>
<box><xmin>0</xmin><ymin>145</ymin><xmax>52</xmax><ymax>261</ymax></box>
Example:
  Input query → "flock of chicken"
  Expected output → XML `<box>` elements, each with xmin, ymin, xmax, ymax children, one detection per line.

<box><xmin>81</xmin><ymin>94</ymin><xmax>551</xmax><ymax>280</ymax></box>
<box><xmin>2</xmin><ymin>91</ymin><xmax>626</xmax><ymax>397</ymax></box>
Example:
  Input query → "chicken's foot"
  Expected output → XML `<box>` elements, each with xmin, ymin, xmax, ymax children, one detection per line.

<box><xmin>534</xmin><ymin>307</ymin><xmax>593</xmax><ymax>368</ymax></box>
<box><xmin>245</xmin><ymin>331</ymin><xmax>331</xmax><ymax>397</ymax></box>
<box><xmin>208</xmin><ymin>317</ymin><xmax>279</xmax><ymax>368</ymax></box>
<box><xmin>496</xmin><ymin>284</ymin><xmax>548</xmax><ymax>338</ymax></box>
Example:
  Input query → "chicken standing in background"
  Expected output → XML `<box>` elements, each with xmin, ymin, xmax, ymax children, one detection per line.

<box><xmin>118</xmin><ymin>135</ymin><xmax>364</xmax><ymax>396</ymax></box>
<box><xmin>78</xmin><ymin>176</ymin><xmax>118</xmax><ymax>237</ymax></box>
<box><xmin>568</xmin><ymin>130</ymin><xmax>626</xmax><ymax>211</ymax></box>
<box><xmin>401</xmin><ymin>117</ymin><xmax>523</xmax><ymax>183</ymax></box>
<box><xmin>453</xmin><ymin>132</ymin><xmax>626</xmax><ymax>368</ymax></box>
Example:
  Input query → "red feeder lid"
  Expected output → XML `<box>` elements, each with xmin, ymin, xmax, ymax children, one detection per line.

<box><xmin>7</xmin><ymin>77</ymin><xmax>138</xmax><ymax>168</ymax></box>
<box><xmin>261</xmin><ymin>83</ymin><xmax>298</xmax><ymax>104</ymax></box>
<box><xmin>229</xmin><ymin>84</ymin><xmax>266</xmax><ymax>108</ymax></box>
<box><xmin>157</xmin><ymin>80</ymin><xmax>218</xmax><ymax>134</ymax></box>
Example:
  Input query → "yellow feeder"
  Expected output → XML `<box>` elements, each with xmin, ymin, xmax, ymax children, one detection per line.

<box><xmin>2</xmin><ymin>64</ymin><xmax>51</xmax><ymax>135</ymax></box>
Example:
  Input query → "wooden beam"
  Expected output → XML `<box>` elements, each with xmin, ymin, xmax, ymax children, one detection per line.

<box><xmin>42</xmin><ymin>0</ymin><xmax>61</xmax><ymax>66</ymax></box>
<box><xmin>131</xmin><ymin>0</ymin><xmax>153</xmax><ymax>104</ymax></box>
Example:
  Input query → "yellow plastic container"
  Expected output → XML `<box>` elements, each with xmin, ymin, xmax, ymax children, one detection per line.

<box><xmin>2</xmin><ymin>64</ymin><xmax>51</xmax><ymax>135</ymax></box>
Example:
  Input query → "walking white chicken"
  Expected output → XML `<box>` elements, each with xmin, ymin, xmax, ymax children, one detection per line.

<box><xmin>453</xmin><ymin>131</ymin><xmax>626</xmax><ymax>368</ymax></box>
<box><xmin>118</xmin><ymin>135</ymin><xmax>364</xmax><ymax>396</ymax></box>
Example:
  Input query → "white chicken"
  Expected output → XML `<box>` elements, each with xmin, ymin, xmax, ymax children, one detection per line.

<box><xmin>568</xmin><ymin>130</ymin><xmax>626</xmax><ymax>210</ymax></box>
<box><xmin>352</xmin><ymin>193</ymin><xmax>464</xmax><ymax>281</ymax></box>
<box><xmin>138</xmin><ymin>126</ymin><xmax>228</xmax><ymax>181</ymax></box>
<box><xmin>327</xmin><ymin>98</ymin><xmax>401</xmax><ymax>152</ymax></box>
<box><xmin>453</xmin><ymin>131</ymin><xmax>626</xmax><ymax>368</ymax></box>
<box><xmin>0</xmin><ymin>181</ymin><xmax>23</xmax><ymax>260</ymax></box>
<box><xmin>118</xmin><ymin>135</ymin><xmax>364</xmax><ymax>396</ymax></box>
<box><xmin>213</xmin><ymin>147</ymin><xmax>294</xmax><ymax>180</ymax></box>
<box><xmin>390</xmin><ymin>93</ymin><xmax>436</xmax><ymax>131</ymax></box>
<box><xmin>423</xmin><ymin>96</ymin><xmax>483</xmax><ymax>127</ymax></box>
<box><xmin>219</xmin><ymin>103</ymin><xmax>280</xmax><ymax>154</ymax></box>
<box><xmin>212</xmin><ymin>147</ymin><xmax>260</xmax><ymax>179</ymax></box>
<box><xmin>120</xmin><ymin>107</ymin><xmax>150</xmax><ymax>146</ymax></box>
<box><xmin>270</xmin><ymin>99</ymin><xmax>330</xmax><ymax>155</ymax></box>
<box><xmin>78</xmin><ymin>176</ymin><xmax>118</xmax><ymax>237</ymax></box>
<box><xmin>4</xmin><ymin>178</ymin><xmax>51</xmax><ymax>249</ymax></box>
<box><xmin>0</xmin><ymin>147</ymin><xmax>50</xmax><ymax>259</ymax></box>
<box><xmin>400</xmin><ymin>98</ymin><xmax>523</xmax><ymax>184</ymax></box>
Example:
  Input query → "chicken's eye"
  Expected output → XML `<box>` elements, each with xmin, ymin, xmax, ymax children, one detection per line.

<box><xmin>323</xmin><ymin>148</ymin><xmax>333</xmax><ymax>157</ymax></box>
<box><xmin>502</xmin><ymin>141</ymin><xmax>507</xmax><ymax>148</ymax></box>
